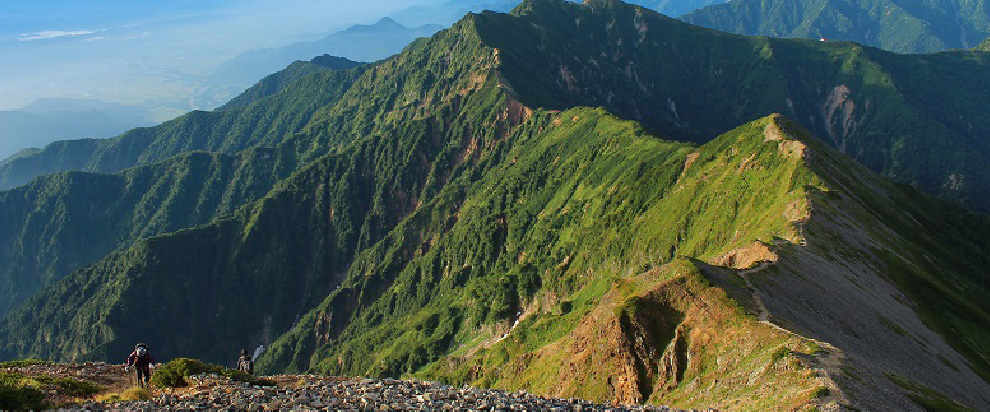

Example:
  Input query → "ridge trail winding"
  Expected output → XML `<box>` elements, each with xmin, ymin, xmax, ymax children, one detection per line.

<box><xmin>735</xmin><ymin>218</ymin><xmax>847</xmax><ymax>408</ymax></box>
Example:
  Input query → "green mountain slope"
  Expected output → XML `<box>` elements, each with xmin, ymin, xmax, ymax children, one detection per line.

<box><xmin>10</xmin><ymin>107</ymin><xmax>987</xmax><ymax>409</ymax></box>
<box><xmin>0</xmin><ymin>13</ymin><xmax>516</xmax><ymax>320</ymax></box>
<box><xmin>262</xmin><ymin>113</ymin><xmax>990</xmax><ymax>410</ymax></box>
<box><xmin>682</xmin><ymin>0</ymin><xmax>990</xmax><ymax>53</ymax></box>
<box><xmin>220</xmin><ymin>55</ymin><xmax>365</xmax><ymax>110</ymax></box>
<box><xmin>0</xmin><ymin>58</ymin><xmax>369</xmax><ymax>316</ymax></box>
<box><xmin>476</xmin><ymin>0</ymin><xmax>990</xmax><ymax>210</ymax></box>
<box><xmin>0</xmin><ymin>60</ymin><xmax>369</xmax><ymax>191</ymax></box>
<box><xmin>0</xmin><ymin>13</ymin><xmax>511</xmax><ymax>364</ymax></box>
<box><xmin>0</xmin><ymin>148</ymin><xmax>290</xmax><ymax>316</ymax></box>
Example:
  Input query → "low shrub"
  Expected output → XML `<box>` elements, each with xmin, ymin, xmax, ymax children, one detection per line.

<box><xmin>150</xmin><ymin>358</ymin><xmax>218</xmax><ymax>388</ymax></box>
<box><xmin>151</xmin><ymin>358</ymin><xmax>274</xmax><ymax>388</ymax></box>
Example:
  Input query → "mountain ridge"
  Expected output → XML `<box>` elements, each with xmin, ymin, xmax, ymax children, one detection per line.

<box><xmin>260</xmin><ymin>110</ymin><xmax>990</xmax><ymax>409</ymax></box>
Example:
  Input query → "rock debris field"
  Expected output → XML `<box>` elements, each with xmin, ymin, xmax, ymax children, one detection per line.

<box><xmin>52</xmin><ymin>371</ymin><xmax>687</xmax><ymax>411</ymax></box>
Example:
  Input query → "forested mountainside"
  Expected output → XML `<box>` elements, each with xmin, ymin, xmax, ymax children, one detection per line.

<box><xmin>682</xmin><ymin>0</ymin><xmax>990</xmax><ymax>53</ymax></box>
<box><xmin>0</xmin><ymin>57</ymin><xmax>368</xmax><ymax>191</ymax></box>
<box><xmin>2</xmin><ymin>1</ymin><xmax>989</xmax><ymax>410</ymax></box>
<box><xmin>0</xmin><ymin>58</ymin><xmax>369</xmax><ymax>316</ymax></box>
<box><xmin>219</xmin><ymin>56</ymin><xmax>366</xmax><ymax>110</ymax></box>
<box><xmin>0</xmin><ymin>150</ymin><xmax>290</xmax><ymax>316</ymax></box>
<box><xmin>0</xmin><ymin>19</ymin><xmax>507</xmax><ymax>318</ymax></box>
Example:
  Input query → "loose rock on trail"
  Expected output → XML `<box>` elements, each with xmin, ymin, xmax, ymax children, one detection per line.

<box><xmin>9</xmin><ymin>363</ymin><xmax>690</xmax><ymax>411</ymax></box>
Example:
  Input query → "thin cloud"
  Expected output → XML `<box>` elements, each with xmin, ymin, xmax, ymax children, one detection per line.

<box><xmin>18</xmin><ymin>31</ymin><xmax>95</xmax><ymax>41</ymax></box>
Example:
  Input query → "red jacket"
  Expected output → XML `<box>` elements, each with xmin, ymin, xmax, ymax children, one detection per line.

<box><xmin>127</xmin><ymin>350</ymin><xmax>155</xmax><ymax>367</ymax></box>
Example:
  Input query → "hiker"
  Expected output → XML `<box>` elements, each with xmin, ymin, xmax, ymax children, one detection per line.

<box><xmin>125</xmin><ymin>343</ymin><xmax>155</xmax><ymax>387</ymax></box>
<box><xmin>237</xmin><ymin>348</ymin><xmax>254</xmax><ymax>375</ymax></box>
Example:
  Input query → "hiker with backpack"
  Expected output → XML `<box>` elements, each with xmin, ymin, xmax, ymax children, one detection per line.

<box><xmin>125</xmin><ymin>343</ymin><xmax>155</xmax><ymax>387</ymax></box>
<box><xmin>237</xmin><ymin>348</ymin><xmax>254</xmax><ymax>375</ymax></box>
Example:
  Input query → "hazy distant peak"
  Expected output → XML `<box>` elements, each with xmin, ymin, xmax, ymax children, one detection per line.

<box><xmin>375</xmin><ymin>17</ymin><xmax>402</xmax><ymax>26</ymax></box>
<box><xmin>345</xmin><ymin>17</ymin><xmax>409</xmax><ymax>33</ymax></box>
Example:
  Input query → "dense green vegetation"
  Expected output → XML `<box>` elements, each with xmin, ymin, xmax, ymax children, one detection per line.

<box><xmin>0</xmin><ymin>14</ymin><xmax>510</xmax><ymax>364</ymax></box>
<box><xmin>682</xmin><ymin>0</ymin><xmax>990</xmax><ymax>53</ymax></box>
<box><xmin>0</xmin><ymin>6</ymin><xmax>505</xmax><ymax>319</ymax></box>
<box><xmin>220</xmin><ymin>55</ymin><xmax>365</xmax><ymax>110</ymax></box>
<box><xmin>266</xmin><ymin>111</ymin><xmax>815</xmax><ymax>376</ymax></box>
<box><xmin>0</xmin><ymin>150</ymin><xmax>292</xmax><ymax>316</ymax></box>
<box><xmin>0</xmin><ymin>11</ymin><xmax>506</xmax><ymax>318</ymax></box>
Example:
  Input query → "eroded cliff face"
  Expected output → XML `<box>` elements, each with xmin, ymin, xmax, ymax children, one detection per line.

<box><xmin>821</xmin><ymin>85</ymin><xmax>861</xmax><ymax>153</ymax></box>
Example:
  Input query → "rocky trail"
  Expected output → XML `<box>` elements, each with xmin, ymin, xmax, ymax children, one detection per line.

<box><xmin>734</xmin><ymin>219</ymin><xmax>849</xmax><ymax>409</ymax></box>
<box><xmin>4</xmin><ymin>362</ymin><xmax>686</xmax><ymax>411</ymax></box>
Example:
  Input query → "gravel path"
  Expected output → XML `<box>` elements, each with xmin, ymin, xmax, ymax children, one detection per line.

<box><xmin>62</xmin><ymin>374</ymin><xmax>681</xmax><ymax>411</ymax></box>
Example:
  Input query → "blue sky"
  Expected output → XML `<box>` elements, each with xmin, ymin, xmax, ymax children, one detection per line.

<box><xmin>0</xmin><ymin>0</ymin><xmax>442</xmax><ymax>111</ymax></box>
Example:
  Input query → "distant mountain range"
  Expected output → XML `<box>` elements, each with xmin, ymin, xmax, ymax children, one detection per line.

<box><xmin>193</xmin><ymin>18</ymin><xmax>445</xmax><ymax>110</ymax></box>
<box><xmin>0</xmin><ymin>99</ymin><xmax>154</xmax><ymax>160</ymax></box>
<box><xmin>682</xmin><ymin>0</ymin><xmax>990</xmax><ymax>53</ymax></box>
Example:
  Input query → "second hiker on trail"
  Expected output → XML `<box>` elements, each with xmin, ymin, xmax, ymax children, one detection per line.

<box><xmin>237</xmin><ymin>348</ymin><xmax>254</xmax><ymax>375</ymax></box>
<box><xmin>126</xmin><ymin>343</ymin><xmax>155</xmax><ymax>387</ymax></box>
